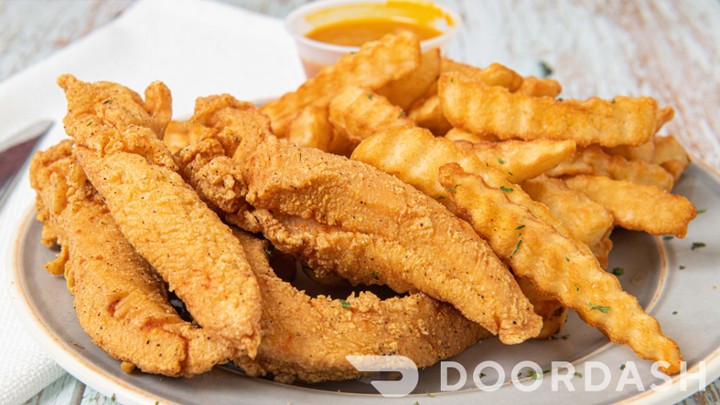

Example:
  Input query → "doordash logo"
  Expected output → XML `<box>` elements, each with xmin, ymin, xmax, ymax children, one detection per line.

<box><xmin>346</xmin><ymin>356</ymin><xmax>708</xmax><ymax>398</ymax></box>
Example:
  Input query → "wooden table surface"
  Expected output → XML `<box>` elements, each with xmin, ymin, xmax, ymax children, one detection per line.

<box><xmin>2</xmin><ymin>0</ymin><xmax>718</xmax><ymax>404</ymax></box>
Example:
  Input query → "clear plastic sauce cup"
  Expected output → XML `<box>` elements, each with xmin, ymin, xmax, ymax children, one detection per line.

<box><xmin>285</xmin><ymin>0</ymin><xmax>460</xmax><ymax>77</ymax></box>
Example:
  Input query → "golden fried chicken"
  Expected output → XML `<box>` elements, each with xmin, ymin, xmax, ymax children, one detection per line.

<box><xmin>57</xmin><ymin>75</ymin><xmax>262</xmax><ymax>356</ymax></box>
<box><xmin>232</xmin><ymin>230</ymin><xmax>489</xmax><ymax>383</ymax></box>
<box><xmin>30</xmin><ymin>141</ymin><xmax>233</xmax><ymax>376</ymax></box>
<box><xmin>177</xmin><ymin>96</ymin><xmax>543</xmax><ymax>344</ymax></box>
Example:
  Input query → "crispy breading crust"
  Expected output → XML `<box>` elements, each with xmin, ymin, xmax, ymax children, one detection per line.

<box><xmin>58</xmin><ymin>75</ymin><xmax>262</xmax><ymax>356</ymax></box>
<box><xmin>239</xmin><ymin>136</ymin><xmax>542</xmax><ymax>344</ymax></box>
<box><xmin>178</xmin><ymin>96</ymin><xmax>542</xmax><ymax>344</ymax></box>
<box><xmin>30</xmin><ymin>141</ymin><xmax>233</xmax><ymax>377</ymax></box>
<box><xmin>232</xmin><ymin>230</ymin><xmax>489</xmax><ymax>383</ymax></box>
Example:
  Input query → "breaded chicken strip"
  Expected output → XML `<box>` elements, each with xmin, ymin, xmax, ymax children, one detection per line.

<box><xmin>57</xmin><ymin>75</ymin><xmax>262</xmax><ymax>356</ymax></box>
<box><xmin>177</xmin><ymin>97</ymin><xmax>542</xmax><ymax>344</ymax></box>
<box><xmin>239</xmin><ymin>137</ymin><xmax>542</xmax><ymax>344</ymax></box>
<box><xmin>30</xmin><ymin>141</ymin><xmax>233</xmax><ymax>376</ymax></box>
<box><xmin>232</xmin><ymin>230</ymin><xmax>489</xmax><ymax>383</ymax></box>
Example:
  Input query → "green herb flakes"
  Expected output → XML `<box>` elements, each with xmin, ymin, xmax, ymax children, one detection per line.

<box><xmin>589</xmin><ymin>302</ymin><xmax>611</xmax><ymax>313</ymax></box>
<box><xmin>691</xmin><ymin>242</ymin><xmax>706</xmax><ymax>250</ymax></box>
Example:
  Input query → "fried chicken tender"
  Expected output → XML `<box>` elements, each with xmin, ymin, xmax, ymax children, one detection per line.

<box><xmin>177</xmin><ymin>97</ymin><xmax>542</xmax><ymax>344</ymax></box>
<box><xmin>57</xmin><ymin>75</ymin><xmax>262</xmax><ymax>356</ymax></box>
<box><xmin>231</xmin><ymin>230</ymin><xmax>489</xmax><ymax>383</ymax></box>
<box><xmin>237</xmin><ymin>136</ymin><xmax>542</xmax><ymax>344</ymax></box>
<box><xmin>352</xmin><ymin>127</ymin><xmax>683</xmax><ymax>374</ymax></box>
<box><xmin>30</xmin><ymin>141</ymin><xmax>233</xmax><ymax>376</ymax></box>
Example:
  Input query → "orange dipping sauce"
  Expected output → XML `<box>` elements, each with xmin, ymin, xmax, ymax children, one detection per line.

<box><xmin>306</xmin><ymin>18</ymin><xmax>443</xmax><ymax>47</ymax></box>
<box><xmin>290</xmin><ymin>0</ymin><xmax>457</xmax><ymax>77</ymax></box>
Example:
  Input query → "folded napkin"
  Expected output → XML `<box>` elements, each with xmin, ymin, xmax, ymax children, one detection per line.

<box><xmin>0</xmin><ymin>0</ymin><xmax>304</xmax><ymax>403</ymax></box>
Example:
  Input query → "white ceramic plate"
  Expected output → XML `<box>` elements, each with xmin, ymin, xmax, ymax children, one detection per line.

<box><xmin>6</xmin><ymin>162</ymin><xmax>720</xmax><ymax>405</ymax></box>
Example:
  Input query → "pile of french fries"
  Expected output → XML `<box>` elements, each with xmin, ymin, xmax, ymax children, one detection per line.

<box><xmin>259</xmin><ymin>30</ymin><xmax>693</xmax><ymax>264</ymax></box>
<box><xmin>167</xmin><ymin>31</ymin><xmax>696</xmax><ymax>368</ymax></box>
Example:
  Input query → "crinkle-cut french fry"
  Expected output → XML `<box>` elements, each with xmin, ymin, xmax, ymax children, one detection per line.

<box><xmin>516</xmin><ymin>277</ymin><xmax>568</xmax><ymax>339</ymax></box>
<box><xmin>604</xmin><ymin>140</ymin><xmax>656</xmax><ymax>162</ymax></box>
<box><xmin>408</xmin><ymin>94</ymin><xmax>452</xmax><ymax>136</ymax></box>
<box><xmin>442</xmin><ymin>59</ymin><xmax>523</xmax><ymax>91</ymax></box>
<box><xmin>564</xmin><ymin>175</ymin><xmax>696</xmax><ymax>237</ymax></box>
<box><xmin>329</xmin><ymin>87</ymin><xmax>414</xmax><ymax>146</ymax></box>
<box><xmin>651</xmin><ymin>135</ymin><xmax>691</xmax><ymax>181</ymax></box>
<box><xmin>547</xmin><ymin>145</ymin><xmax>675</xmax><ymax>191</ymax></box>
<box><xmin>288</xmin><ymin>106</ymin><xmax>333</xmax><ymax>151</ymax></box>
<box><xmin>352</xmin><ymin>127</ymin><xmax>683</xmax><ymax>374</ymax></box>
<box><xmin>440</xmin><ymin>71</ymin><xmax>663</xmax><ymax>147</ymax></box>
<box><xmin>164</xmin><ymin>120</ymin><xmax>192</xmax><ymax>154</ymax></box>
<box><xmin>287</xmin><ymin>106</ymin><xmax>353</xmax><ymax>156</ymax></box>
<box><xmin>454</xmin><ymin>138</ymin><xmax>576</xmax><ymax>183</ymax></box>
<box><xmin>445</xmin><ymin>127</ymin><xmax>499</xmax><ymax>143</ymax></box>
<box><xmin>656</xmin><ymin>107</ymin><xmax>675</xmax><ymax>132</ymax></box>
<box><xmin>514</xmin><ymin>76</ymin><xmax>562</xmax><ymax>98</ymax></box>
<box><xmin>408</xmin><ymin>61</ymin><xmax>524</xmax><ymax>136</ymax></box>
<box><xmin>438</xmin><ymin>163</ymin><xmax>683</xmax><ymax>375</ymax></box>
<box><xmin>376</xmin><ymin>48</ymin><xmax>441</xmax><ymax>111</ymax></box>
<box><xmin>522</xmin><ymin>176</ymin><xmax>614</xmax><ymax>268</ymax></box>
<box><xmin>260</xmin><ymin>31</ymin><xmax>421</xmax><ymax>137</ymax></box>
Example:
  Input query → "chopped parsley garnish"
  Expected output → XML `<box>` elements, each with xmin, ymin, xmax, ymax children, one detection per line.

<box><xmin>371</xmin><ymin>271</ymin><xmax>379</xmax><ymax>280</ymax></box>
<box><xmin>366</xmin><ymin>93</ymin><xmax>373</xmax><ymax>100</ymax></box>
<box><xmin>620</xmin><ymin>364</ymin><xmax>626</xmax><ymax>370</ymax></box>
<box><xmin>479</xmin><ymin>372</ymin><xmax>486</xmax><ymax>378</ymax></box>
<box><xmin>500</xmin><ymin>186</ymin><xmax>513</xmax><ymax>193</ymax></box>
<box><xmin>561</xmin><ymin>334</ymin><xmax>569</xmax><ymax>340</ymax></box>
<box><xmin>527</xmin><ymin>369</ymin><xmax>539</xmax><ymax>380</ymax></box>
<box><xmin>426</xmin><ymin>392</ymin><xmax>436</xmax><ymax>398</ymax></box>
<box><xmin>339</xmin><ymin>299</ymin><xmax>351</xmax><ymax>309</ymax></box>
<box><xmin>611</xmin><ymin>98</ymin><xmax>616</xmax><ymax>104</ymax></box>
<box><xmin>447</xmin><ymin>184</ymin><xmax>460</xmax><ymax>193</ymax></box>
<box><xmin>574</xmin><ymin>372</ymin><xmax>583</xmax><ymax>378</ymax></box>
<box><xmin>263</xmin><ymin>246</ymin><xmax>274</xmax><ymax>257</ymax></box>
<box><xmin>510</xmin><ymin>240</ymin><xmax>522</xmax><ymax>258</ymax></box>
<box><xmin>86</xmin><ymin>121</ymin><xmax>93</xmax><ymax>126</ymax></box>
<box><xmin>497</xmin><ymin>158</ymin><xmax>505</xmax><ymax>164</ymax></box>
<box><xmin>103</xmin><ymin>99</ymin><xmax>111</xmax><ymax>104</ymax></box>
<box><xmin>697</xmin><ymin>208</ymin><xmax>707</xmax><ymax>214</ymax></box>
<box><xmin>437</xmin><ymin>196</ymin><xmax>446</xmax><ymax>201</ymax></box>
<box><xmin>539</xmin><ymin>60</ymin><xmax>553</xmax><ymax>77</ymax></box>
<box><xmin>691</xmin><ymin>242</ymin><xmax>706</xmax><ymax>250</ymax></box>
<box><xmin>672</xmin><ymin>310</ymin><xmax>678</xmax><ymax>315</ymax></box>
<box><xmin>589</xmin><ymin>302</ymin><xmax>611</xmax><ymax>313</ymax></box>
<box><xmin>612</xmin><ymin>267</ymin><xmax>624</xmax><ymax>276</ymax></box>
<box><xmin>556</xmin><ymin>97</ymin><xmax>564</xmax><ymax>102</ymax></box>
<box><xmin>397</xmin><ymin>111</ymin><xmax>406</xmax><ymax>119</ymax></box>
<box><xmin>515</xmin><ymin>224</ymin><xmax>526</xmax><ymax>230</ymax></box>
<box><xmin>679</xmin><ymin>265</ymin><xmax>686</xmax><ymax>270</ymax></box>
<box><xmin>565</xmin><ymin>257</ymin><xmax>570</xmax><ymax>262</ymax></box>
<box><xmin>663</xmin><ymin>235</ymin><xmax>674</xmax><ymax>240</ymax></box>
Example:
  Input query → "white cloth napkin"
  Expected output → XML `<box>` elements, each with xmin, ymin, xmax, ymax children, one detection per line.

<box><xmin>0</xmin><ymin>0</ymin><xmax>304</xmax><ymax>403</ymax></box>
